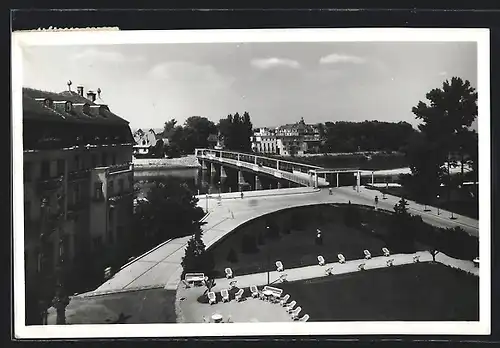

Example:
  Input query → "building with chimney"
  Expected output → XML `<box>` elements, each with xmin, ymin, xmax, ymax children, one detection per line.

<box><xmin>23</xmin><ymin>83</ymin><xmax>135</xmax><ymax>309</ymax></box>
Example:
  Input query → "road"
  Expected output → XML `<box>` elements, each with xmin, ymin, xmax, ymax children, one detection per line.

<box><xmin>81</xmin><ymin>185</ymin><xmax>478</xmax><ymax>297</ymax></box>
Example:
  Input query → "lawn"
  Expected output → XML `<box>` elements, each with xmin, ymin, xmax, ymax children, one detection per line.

<box><xmin>279</xmin><ymin>262</ymin><xmax>478</xmax><ymax>321</ymax></box>
<box><xmin>210</xmin><ymin>204</ymin><xmax>425</xmax><ymax>278</ymax></box>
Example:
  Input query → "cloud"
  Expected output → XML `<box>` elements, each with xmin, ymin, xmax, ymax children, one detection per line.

<box><xmin>251</xmin><ymin>58</ymin><xmax>300</xmax><ymax>70</ymax></box>
<box><xmin>319</xmin><ymin>53</ymin><xmax>366</xmax><ymax>65</ymax></box>
<box><xmin>71</xmin><ymin>48</ymin><xmax>145</xmax><ymax>63</ymax></box>
<box><xmin>148</xmin><ymin>61</ymin><xmax>235</xmax><ymax>90</ymax></box>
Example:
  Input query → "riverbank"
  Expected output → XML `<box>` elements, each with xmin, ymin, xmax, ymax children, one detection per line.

<box><xmin>133</xmin><ymin>155</ymin><xmax>201</xmax><ymax>170</ymax></box>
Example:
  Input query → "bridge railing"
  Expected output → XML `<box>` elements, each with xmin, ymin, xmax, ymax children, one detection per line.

<box><xmin>195</xmin><ymin>148</ymin><xmax>322</xmax><ymax>173</ymax></box>
<box><xmin>196</xmin><ymin>149</ymin><xmax>315</xmax><ymax>187</ymax></box>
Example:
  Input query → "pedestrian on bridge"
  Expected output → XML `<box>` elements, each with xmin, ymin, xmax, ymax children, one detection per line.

<box><xmin>375</xmin><ymin>195</ymin><xmax>379</xmax><ymax>210</ymax></box>
<box><xmin>241</xmin><ymin>191</ymin><xmax>244</xmax><ymax>199</ymax></box>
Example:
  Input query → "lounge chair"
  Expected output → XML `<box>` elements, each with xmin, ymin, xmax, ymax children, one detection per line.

<box><xmin>235</xmin><ymin>288</ymin><xmax>244</xmax><ymax>302</ymax></box>
<box><xmin>358</xmin><ymin>263</ymin><xmax>366</xmax><ymax>271</ymax></box>
<box><xmin>325</xmin><ymin>267</ymin><xmax>333</xmax><ymax>275</ymax></box>
<box><xmin>280</xmin><ymin>294</ymin><xmax>290</xmax><ymax>306</ymax></box>
<box><xmin>221</xmin><ymin>289</ymin><xmax>230</xmax><ymax>303</ymax></box>
<box><xmin>285</xmin><ymin>300</ymin><xmax>297</xmax><ymax>313</ymax></box>
<box><xmin>291</xmin><ymin>306</ymin><xmax>302</xmax><ymax>320</ymax></box>
<box><xmin>382</xmin><ymin>247</ymin><xmax>390</xmax><ymax>257</ymax></box>
<box><xmin>208</xmin><ymin>291</ymin><xmax>217</xmax><ymax>305</ymax></box>
<box><xmin>386</xmin><ymin>259</ymin><xmax>394</xmax><ymax>267</ymax></box>
<box><xmin>337</xmin><ymin>254</ymin><xmax>346</xmax><ymax>264</ymax></box>
<box><xmin>276</xmin><ymin>261</ymin><xmax>284</xmax><ymax>272</ymax></box>
<box><xmin>298</xmin><ymin>314</ymin><xmax>310</xmax><ymax>322</ymax></box>
<box><xmin>317</xmin><ymin>255</ymin><xmax>326</xmax><ymax>266</ymax></box>
<box><xmin>250</xmin><ymin>285</ymin><xmax>259</xmax><ymax>298</ymax></box>
<box><xmin>225</xmin><ymin>267</ymin><xmax>233</xmax><ymax>279</ymax></box>
<box><xmin>363</xmin><ymin>249</ymin><xmax>372</xmax><ymax>260</ymax></box>
<box><xmin>413</xmin><ymin>255</ymin><xmax>420</xmax><ymax>263</ymax></box>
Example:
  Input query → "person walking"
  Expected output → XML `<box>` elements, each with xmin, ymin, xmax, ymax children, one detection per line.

<box><xmin>374</xmin><ymin>195</ymin><xmax>379</xmax><ymax>210</ymax></box>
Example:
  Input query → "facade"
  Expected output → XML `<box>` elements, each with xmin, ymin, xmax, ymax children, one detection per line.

<box><xmin>251</xmin><ymin>118</ymin><xmax>322</xmax><ymax>156</ymax></box>
<box><xmin>251</xmin><ymin>128</ymin><xmax>277</xmax><ymax>154</ymax></box>
<box><xmin>133</xmin><ymin>129</ymin><xmax>158</xmax><ymax>156</ymax></box>
<box><xmin>23</xmin><ymin>85</ymin><xmax>135</xmax><ymax>300</ymax></box>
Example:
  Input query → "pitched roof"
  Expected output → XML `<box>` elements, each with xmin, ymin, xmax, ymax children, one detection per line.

<box><xmin>23</xmin><ymin>87</ymin><xmax>133</xmax><ymax>150</ymax></box>
<box><xmin>23</xmin><ymin>88</ymin><xmax>129</xmax><ymax>125</ymax></box>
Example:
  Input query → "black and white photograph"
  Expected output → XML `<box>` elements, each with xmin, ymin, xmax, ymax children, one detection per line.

<box><xmin>12</xmin><ymin>28</ymin><xmax>490</xmax><ymax>338</ymax></box>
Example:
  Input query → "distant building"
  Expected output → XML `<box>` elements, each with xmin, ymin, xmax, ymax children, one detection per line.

<box><xmin>251</xmin><ymin>128</ymin><xmax>277</xmax><ymax>154</ymax></box>
<box><xmin>23</xmin><ymin>83</ymin><xmax>135</xmax><ymax>301</ymax></box>
<box><xmin>133</xmin><ymin>129</ymin><xmax>158</xmax><ymax>156</ymax></box>
<box><xmin>251</xmin><ymin>118</ymin><xmax>322</xmax><ymax>156</ymax></box>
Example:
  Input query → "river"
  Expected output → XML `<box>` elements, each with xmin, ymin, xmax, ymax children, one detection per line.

<box><xmin>133</xmin><ymin>166</ymin><xmax>299</xmax><ymax>196</ymax></box>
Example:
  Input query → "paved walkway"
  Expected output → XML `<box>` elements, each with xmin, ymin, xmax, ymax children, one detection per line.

<box><xmin>80</xmin><ymin>185</ymin><xmax>478</xmax><ymax>297</ymax></box>
<box><xmin>209</xmin><ymin>251</ymin><xmax>478</xmax><ymax>292</ymax></box>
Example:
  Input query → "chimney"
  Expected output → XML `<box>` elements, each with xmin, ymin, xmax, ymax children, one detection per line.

<box><xmin>77</xmin><ymin>86</ymin><xmax>84</xmax><ymax>96</ymax></box>
<box><xmin>86</xmin><ymin>90</ymin><xmax>96</xmax><ymax>103</ymax></box>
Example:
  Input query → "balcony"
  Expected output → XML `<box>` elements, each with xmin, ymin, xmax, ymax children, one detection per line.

<box><xmin>68</xmin><ymin>169</ymin><xmax>91</xmax><ymax>182</ymax></box>
<box><xmin>36</xmin><ymin>175</ymin><xmax>64</xmax><ymax>193</ymax></box>
<box><xmin>108</xmin><ymin>163</ymin><xmax>133</xmax><ymax>175</ymax></box>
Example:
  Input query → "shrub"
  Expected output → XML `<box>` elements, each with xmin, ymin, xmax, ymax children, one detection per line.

<box><xmin>226</xmin><ymin>248</ymin><xmax>239</xmax><ymax>263</ymax></box>
<box><xmin>257</xmin><ymin>233</ymin><xmax>266</xmax><ymax>245</ymax></box>
<box><xmin>241</xmin><ymin>234</ymin><xmax>259</xmax><ymax>254</ymax></box>
<box><xmin>344</xmin><ymin>202</ymin><xmax>361</xmax><ymax>228</ymax></box>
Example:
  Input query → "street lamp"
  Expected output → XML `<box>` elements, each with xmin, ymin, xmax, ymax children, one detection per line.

<box><xmin>205</xmin><ymin>193</ymin><xmax>209</xmax><ymax>213</ymax></box>
<box><xmin>218</xmin><ymin>181</ymin><xmax>221</xmax><ymax>200</ymax></box>
<box><xmin>436</xmin><ymin>194</ymin><xmax>440</xmax><ymax>215</ymax></box>
<box><xmin>266</xmin><ymin>225</ymin><xmax>271</xmax><ymax>285</ymax></box>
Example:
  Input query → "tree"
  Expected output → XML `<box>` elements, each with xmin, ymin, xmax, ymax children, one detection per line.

<box><xmin>133</xmin><ymin>177</ymin><xmax>205</xmax><ymax>251</ymax></box>
<box><xmin>241</xmin><ymin>112</ymin><xmax>253</xmax><ymax>152</ymax></box>
<box><xmin>410</xmin><ymin>77</ymin><xmax>478</xmax><ymax>203</ymax></box>
<box><xmin>182</xmin><ymin>229</ymin><xmax>212</xmax><ymax>276</ymax></box>
<box><xmin>163</xmin><ymin>119</ymin><xmax>178</xmax><ymax>138</ymax></box>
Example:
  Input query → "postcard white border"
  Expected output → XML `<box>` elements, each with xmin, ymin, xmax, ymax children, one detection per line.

<box><xmin>12</xmin><ymin>28</ymin><xmax>491</xmax><ymax>338</ymax></box>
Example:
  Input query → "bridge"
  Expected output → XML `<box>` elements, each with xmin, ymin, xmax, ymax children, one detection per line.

<box><xmin>194</xmin><ymin>148</ymin><xmax>362</xmax><ymax>191</ymax></box>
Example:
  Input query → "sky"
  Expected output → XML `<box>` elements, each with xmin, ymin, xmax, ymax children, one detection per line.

<box><xmin>22</xmin><ymin>41</ymin><xmax>478</xmax><ymax>131</ymax></box>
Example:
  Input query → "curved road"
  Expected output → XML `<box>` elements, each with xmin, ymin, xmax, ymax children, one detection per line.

<box><xmin>82</xmin><ymin>186</ymin><xmax>478</xmax><ymax>296</ymax></box>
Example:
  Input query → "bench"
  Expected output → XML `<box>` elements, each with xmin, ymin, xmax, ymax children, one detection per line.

<box><xmin>185</xmin><ymin>272</ymin><xmax>206</xmax><ymax>286</ymax></box>
<box><xmin>263</xmin><ymin>285</ymin><xmax>283</xmax><ymax>301</ymax></box>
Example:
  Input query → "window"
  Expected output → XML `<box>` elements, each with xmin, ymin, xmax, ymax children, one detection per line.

<box><xmin>102</xmin><ymin>153</ymin><xmax>108</xmax><ymax>167</ymax></box>
<box><xmin>74</xmin><ymin>155</ymin><xmax>80</xmax><ymax>171</ymax></box>
<box><xmin>57</xmin><ymin>159</ymin><xmax>65</xmax><ymax>176</ymax></box>
<box><xmin>24</xmin><ymin>162</ymin><xmax>32</xmax><ymax>182</ymax></box>
<box><xmin>40</xmin><ymin>160</ymin><xmax>50</xmax><ymax>179</ymax></box>
<box><xmin>111</xmin><ymin>154</ymin><xmax>116</xmax><ymax>165</ymax></box>
<box><xmin>118</xmin><ymin>178</ymin><xmax>124</xmax><ymax>193</ymax></box>
<box><xmin>74</xmin><ymin>183</ymin><xmax>81</xmax><ymax>203</ymax></box>
<box><xmin>108</xmin><ymin>181</ymin><xmax>114</xmax><ymax>196</ymax></box>
<box><xmin>94</xmin><ymin>182</ymin><xmax>103</xmax><ymax>200</ymax></box>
